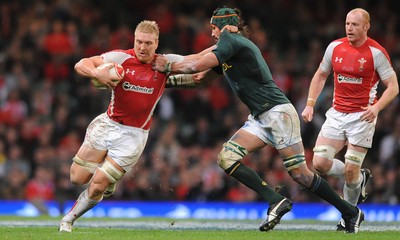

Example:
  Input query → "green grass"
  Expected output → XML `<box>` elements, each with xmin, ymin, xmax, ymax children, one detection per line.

<box><xmin>0</xmin><ymin>216</ymin><xmax>399</xmax><ymax>240</ymax></box>
<box><xmin>2</xmin><ymin>227</ymin><xmax>399</xmax><ymax>240</ymax></box>
<box><xmin>2</xmin><ymin>228</ymin><xmax>398</xmax><ymax>240</ymax></box>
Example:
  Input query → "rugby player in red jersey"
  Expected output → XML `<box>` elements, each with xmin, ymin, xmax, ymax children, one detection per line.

<box><xmin>302</xmin><ymin>8</ymin><xmax>399</xmax><ymax>230</ymax></box>
<box><xmin>59</xmin><ymin>20</ymin><xmax>186</xmax><ymax>232</ymax></box>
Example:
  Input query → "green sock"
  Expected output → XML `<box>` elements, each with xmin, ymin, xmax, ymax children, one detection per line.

<box><xmin>309</xmin><ymin>174</ymin><xmax>357</xmax><ymax>216</ymax></box>
<box><xmin>225</xmin><ymin>162</ymin><xmax>283</xmax><ymax>204</ymax></box>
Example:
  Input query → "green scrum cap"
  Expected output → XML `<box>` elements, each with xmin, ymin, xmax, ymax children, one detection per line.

<box><xmin>210</xmin><ymin>7</ymin><xmax>239</xmax><ymax>30</ymax></box>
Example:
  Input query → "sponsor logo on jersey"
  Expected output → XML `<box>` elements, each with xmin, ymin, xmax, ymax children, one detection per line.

<box><xmin>122</xmin><ymin>82</ymin><xmax>154</xmax><ymax>94</ymax></box>
<box><xmin>337</xmin><ymin>74</ymin><xmax>362</xmax><ymax>84</ymax></box>
<box><xmin>341</xmin><ymin>66</ymin><xmax>354</xmax><ymax>71</ymax></box>
<box><xmin>222</xmin><ymin>63</ymin><xmax>232</xmax><ymax>71</ymax></box>
<box><xmin>335</xmin><ymin>57</ymin><xmax>343</xmax><ymax>63</ymax></box>
<box><xmin>125</xmin><ymin>69</ymin><xmax>135</xmax><ymax>76</ymax></box>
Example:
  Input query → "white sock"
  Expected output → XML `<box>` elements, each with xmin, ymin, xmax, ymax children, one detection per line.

<box><xmin>326</xmin><ymin>158</ymin><xmax>345</xmax><ymax>178</ymax></box>
<box><xmin>343</xmin><ymin>174</ymin><xmax>362</xmax><ymax>206</ymax></box>
<box><xmin>62</xmin><ymin>189</ymin><xmax>99</xmax><ymax>223</ymax></box>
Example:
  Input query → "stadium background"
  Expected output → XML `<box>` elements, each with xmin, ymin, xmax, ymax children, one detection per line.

<box><xmin>0</xmin><ymin>0</ymin><xmax>399</xmax><ymax>220</ymax></box>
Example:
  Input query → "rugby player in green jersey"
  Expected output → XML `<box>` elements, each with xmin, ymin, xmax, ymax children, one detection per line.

<box><xmin>153</xmin><ymin>7</ymin><xmax>364</xmax><ymax>233</ymax></box>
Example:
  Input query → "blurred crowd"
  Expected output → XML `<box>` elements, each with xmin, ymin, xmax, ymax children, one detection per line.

<box><xmin>0</xmin><ymin>0</ymin><xmax>400</xmax><ymax>214</ymax></box>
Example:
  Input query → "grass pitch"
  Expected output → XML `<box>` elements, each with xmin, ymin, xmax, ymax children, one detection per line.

<box><xmin>0</xmin><ymin>216</ymin><xmax>399</xmax><ymax>240</ymax></box>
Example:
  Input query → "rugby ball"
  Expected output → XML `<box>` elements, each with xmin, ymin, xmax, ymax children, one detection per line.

<box><xmin>91</xmin><ymin>63</ymin><xmax>125</xmax><ymax>89</ymax></box>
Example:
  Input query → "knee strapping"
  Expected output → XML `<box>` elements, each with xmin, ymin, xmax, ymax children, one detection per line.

<box><xmin>98</xmin><ymin>160</ymin><xmax>124</xmax><ymax>183</ymax></box>
<box><xmin>313</xmin><ymin>145</ymin><xmax>336</xmax><ymax>160</ymax></box>
<box><xmin>217</xmin><ymin>140</ymin><xmax>248</xmax><ymax>170</ymax></box>
<box><xmin>73</xmin><ymin>156</ymin><xmax>99</xmax><ymax>174</ymax></box>
<box><xmin>283</xmin><ymin>154</ymin><xmax>306</xmax><ymax>171</ymax></box>
<box><xmin>344</xmin><ymin>149</ymin><xmax>366</xmax><ymax>166</ymax></box>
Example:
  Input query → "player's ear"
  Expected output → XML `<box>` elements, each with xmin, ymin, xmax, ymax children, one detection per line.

<box><xmin>154</xmin><ymin>38</ymin><xmax>159</xmax><ymax>49</ymax></box>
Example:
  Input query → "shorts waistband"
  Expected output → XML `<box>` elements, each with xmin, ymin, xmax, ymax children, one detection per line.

<box><xmin>105</xmin><ymin>113</ymin><xmax>149</xmax><ymax>133</ymax></box>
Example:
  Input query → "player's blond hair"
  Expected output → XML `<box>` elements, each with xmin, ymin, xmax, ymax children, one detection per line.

<box><xmin>135</xmin><ymin>20</ymin><xmax>160</xmax><ymax>39</ymax></box>
<box><xmin>348</xmin><ymin>8</ymin><xmax>370</xmax><ymax>24</ymax></box>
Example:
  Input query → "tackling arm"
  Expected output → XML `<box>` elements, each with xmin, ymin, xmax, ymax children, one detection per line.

<box><xmin>184</xmin><ymin>45</ymin><xmax>216</xmax><ymax>61</ymax></box>
<box><xmin>166</xmin><ymin>69</ymin><xmax>221</xmax><ymax>88</ymax></box>
<box><xmin>171</xmin><ymin>52</ymin><xmax>219</xmax><ymax>73</ymax></box>
<box><xmin>155</xmin><ymin>51</ymin><xmax>220</xmax><ymax>74</ymax></box>
<box><xmin>158</xmin><ymin>46</ymin><xmax>220</xmax><ymax>88</ymax></box>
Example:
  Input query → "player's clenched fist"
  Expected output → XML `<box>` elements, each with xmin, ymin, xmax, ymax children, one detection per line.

<box><xmin>302</xmin><ymin>106</ymin><xmax>314</xmax><ymax>123</ymax></box>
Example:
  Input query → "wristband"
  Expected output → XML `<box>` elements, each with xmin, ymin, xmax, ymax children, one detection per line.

<box><xmin>164</xmin><ymin>54</ymin><xmax>184</xmax><ymax>63</ymax></box>
<box><xmin>306</xmin><ymin>98</ymin><xmax>316</xmax><ymax>107</ymax></box>
<box><xmin>164</xmin><ymin>62</ymin><xmax>172</xmax><ymax>72</ymax></box>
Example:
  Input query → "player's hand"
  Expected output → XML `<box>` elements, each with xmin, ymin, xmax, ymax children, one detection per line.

<box><xmin>222</xmin><ymin>25</ymin><xmax>238</xmax><ymax>33</ymax></box>
<box><xmin>93</xmin><ymin>64</ymin><xmax>118</xmax><ymax>89</ymax></box>
<box><xmin>360</xmin><ymin>105</ymin><xmax>379</xmax><ymax>123</ymax></box>
<box><xmin>192</xmin><ymin>71</ymin><xmax>205</xmax><ymax>81</ymax></box>
<box><xmin>152</xmin><ymin>54</ymin><xmax>169</xmax><ymax>72</ymax></box>
<box><xmin>301</xmin><ymin>106</ymin><xmax>314</xmax><ymax>123</ymax></box>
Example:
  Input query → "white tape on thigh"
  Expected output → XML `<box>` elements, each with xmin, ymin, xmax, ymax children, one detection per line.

<box><xmin>73</xmin><ymin>156</ymin><xmax>99</xmax><ymax>174</ymax></box>
<box><xmin>344</xmin><ymin>149</ymin><xmax>366</xmax><ymax>166</ymax></box>
<box><xmin>313</xmin><ymin>145</ymin><xmax>336</xmax><ymax>160</ymax></box>
<box><xmin>98</xmin><ymin>160</ymin><xmax>124</xmax><ymax>183</ymax></box>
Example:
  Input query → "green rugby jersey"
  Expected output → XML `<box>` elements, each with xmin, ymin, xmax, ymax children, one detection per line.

<box><xmin>212</xmin><ymin>31</ymin><xmax>290</xmax><ymax>118</ymax></box>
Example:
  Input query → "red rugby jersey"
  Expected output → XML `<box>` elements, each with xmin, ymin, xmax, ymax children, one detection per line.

<box><xmin>101</xmin><ymin>49</ymin><xmax>167</xmax><ymax>130</ymax></box>
<box><xmin>320</xmin><ymin>37</ymin><xmax>395</xmax><ymax>113</ymax></box>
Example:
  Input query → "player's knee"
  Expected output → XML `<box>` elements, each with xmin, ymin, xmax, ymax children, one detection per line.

<box><xmin>93</xmin><ymin>161</ymin><xmax>124</xmax><ymax>199</ymax></box>
<box><xmin>70</xmin><ymin>173</ymin><xmax>92</xmax><ymax>186</ymax></box>
<box><xmin>344</xmin><ymin>150</ymin><xmax>365</xmax><ymax>166</ymax></box>
<box><xmin>287</xmin><ymin>165</ymin><xmax>313</xmax><ymax>186</ymax></box>
<box><xmin>312</xmin><ymin>145</ymin><xmax>336</xmax><ymax>174</ymax></box>
<box><xmin>87</xmin><ymin>164</ymin><xmax>123</xmax><ymax>201</ymax></box>
<box><xmin>284</xmin><ymin>154</ymin><xmax>307</xmax><ymax>184</ymax></box>
<box><xmin>312</xmin><ymin>159</ymin><xmax>330</xmax><ymax>175</ymax></box>
<box><xmin>73</xmin><ymin>156</ymin><xmax>99</xmax><ymax>173</ymax></box>
<box><xmin>288</xmin><ymin>168</ymin><xmax>303</xmax><ymax>184</ymax></box>
<box><xmin>283</xmin><ymin>154</ymin><xmax>306</xmax><ymax>171</ymax></box>
<box><xmin>217</xmin><ymin>150</ymin><xmax>234</xmax><ymax>170</ymax></box>
<box><xmin>88</xmin><ymin>181</ymin><xmax>106</xmax><ymax>200</ymax></box>
<box><xmin>313</xmin><ymin>145</ymin><xmax>336</xmax><ymax>160</ymax></box>
<box><xmin>70</xmin><ymin>156</ymin><xmax>99</xmax><ymax>185</ymax></box>
<box><xmin>98</xmin><ymin>160</ymin><xmax>124</xmax><ymax>184</ymax></box>
<box><xmin>69</xmin><ymin>169</ymin><xmax>86</xmax><ymax>185</ymax></box>
<box><xmin>217</xmin><ymin>141</ymin><xmax>248</xmax><ymax>171</ymax></box>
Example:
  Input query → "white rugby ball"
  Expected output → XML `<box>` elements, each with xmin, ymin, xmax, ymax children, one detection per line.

<box><xmin>91</xmin><ymin>63</ymin><xmax>125</xmax><ymax>89</ymax></box>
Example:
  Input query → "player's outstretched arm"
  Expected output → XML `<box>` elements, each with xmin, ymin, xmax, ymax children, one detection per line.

<box><xmin>154</xmin><ymin>51</ymin><xmax>219</xmax><ymax>74</ymax></box>
<box><xmin>166</xmin><ymin>69</ymin><xmax>221</xmax><ymax>88</ymax></box>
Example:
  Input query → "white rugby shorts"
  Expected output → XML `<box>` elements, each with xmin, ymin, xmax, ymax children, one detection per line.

<box><xmin>242</xmin><ymin>103</ymin><xmax>302</xmax><ymax>149</ymax></box>
<box><xmin>83</xmin><ymin>113</ymin><xmax>149</xmax><ymax>172</ymax></box>
<box><xmin>319</xmin><ymin>107</ymin><xmax>376</xmax><ymax>148</ymax></box>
